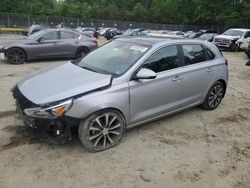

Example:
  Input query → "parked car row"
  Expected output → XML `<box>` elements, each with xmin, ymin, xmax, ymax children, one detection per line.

<box><xmin>20</xmin><ymin>25</ymin><xmax>250</xmax><ymax>53</ymax></box>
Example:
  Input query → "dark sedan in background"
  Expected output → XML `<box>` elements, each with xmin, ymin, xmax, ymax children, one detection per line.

<box><xmin>0</xmin><ymin>29</ymin><xmax>98</xmax><ymax>64</ymax></box>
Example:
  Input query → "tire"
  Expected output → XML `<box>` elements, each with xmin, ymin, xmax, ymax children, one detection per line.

<box><xmin>6</xmin><ymin>48</ymin><xmax>26</xmax><ymax>64</ymax></box>
<box><xmin>201</xmin><ymin>81</ymin><xmax>226</xmax><ymax>110</ymax></box>
<box><xmin>75</xmin><ymin>47</ymin><xmax>89</xmax><ymax>59</ymax></box>
<box><xmin>78</xmin><ymin>109</ymin><xmax>126</xmax><ymax>152</ymax></box>
<box><xmin>230</xmin><ymin>43</ymin><xmax>239</xmax><ymax>52</ymax></box>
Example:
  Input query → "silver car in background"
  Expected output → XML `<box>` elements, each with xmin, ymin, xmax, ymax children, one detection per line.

<box><xmin>0</xmin><ymin>29</ymin><xmax>98</xmax><ymax>64</ymax></box>
<box><xmin>12</xmin><ymin>37</ymin><xmax>228</xmax><ymax>152</ymax></box>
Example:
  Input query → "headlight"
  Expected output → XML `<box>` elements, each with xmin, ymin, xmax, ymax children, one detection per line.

<box><xmin>23</xmin><ymin>99</ymin><xmax>73</xmax><ymax>119</ymax></box>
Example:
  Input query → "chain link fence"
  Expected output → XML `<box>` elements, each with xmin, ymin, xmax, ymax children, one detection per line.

<box><xmin>0</xmin><ymin>12</ymin><xmax>241</xmax><ymax>33</ymax></box>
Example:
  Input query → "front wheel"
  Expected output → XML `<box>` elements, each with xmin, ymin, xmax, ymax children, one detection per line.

<box><xmin>201</xmin><ymin>81</ymin><xmax>226</xmax><ymax>110</ymax></box>
<box><xmin>78</xmin><ymin>109</ymin><xmax>126</xmax><ymax>152</ymax></box>
<box><xmin>230</xmin><ymin>43</ymin><xmax>239</xmax><ymax>52</ymax></box>
<box><xmin>6</xmin><ymin>48</ymin><xmax>26</xmax><ymax>64</ymax></box>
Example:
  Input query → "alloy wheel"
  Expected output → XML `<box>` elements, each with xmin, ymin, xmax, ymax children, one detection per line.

<box><xmin>76</xmin><ymin>47</ymin><xmax>88</xmax><ymax>58</ymax></box>
<box><xmin>88</xmin><ymin>113</ymin><xmax>123</xmax><ymax>150</ymax></box>
<box><xmin>208</xmin><ymin>84</ymin><xmax>224</xmax><ymax>108</ymax></box>
<box><xmin>7</xmin><ymin>48</ymin><xmax>26</xmax><ymax>64</ymax></box>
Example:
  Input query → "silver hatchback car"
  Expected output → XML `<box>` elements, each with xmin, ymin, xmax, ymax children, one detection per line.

<box><xmin>12</xmin><ymin>37</ymin><xmax>228</xmax><ymax>151</ymax></box>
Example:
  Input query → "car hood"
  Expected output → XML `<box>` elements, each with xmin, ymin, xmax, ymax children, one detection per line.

<box><xmin>214</xmin><ymin>34</ymin><xmax>240</xmax><ymax>40</ymax></box>
<box><xmin>17</xmin><ymin>62</ymin><xmax>112</xmax><ymax>105</ymax></box>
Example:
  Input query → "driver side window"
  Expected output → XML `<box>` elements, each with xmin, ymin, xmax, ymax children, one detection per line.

<box><xmin>244</xmin><ymin>32</ymin><xmax>250</xmax><ymax>38</ymax></box>
<box><xmin>42</xmin><ymin>31</ymin><xmax>58</xmax><ymax>40</ymax></box>
<box><xmin>142</xmin><ymin>45</ymin><xmax>179</xmax><ymax>73</ymax></box>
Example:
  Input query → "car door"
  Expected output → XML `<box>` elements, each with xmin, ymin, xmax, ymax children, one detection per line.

<box><xmin>240</xmin><ymin>31</ymin><xmax>250</xmax><ymax>49</ymax></box>
<box><xmin>178</xmin><ymin>44</ymin><xmax>216</xmax><ymax>107</ymax></box>
<box><xmin>31</xmin><ymin>31</ymin><xmax>61</xmax><ymax>58</ymax></box>
<box><xmin>129</xmin><ymin>45</ymin><xmax>183</xmax><ymax>125</ymax></box>
<box><xmin>58</xmin><ymin>31</ymin><xmax>80</xmax><ymax>57</ymax></box>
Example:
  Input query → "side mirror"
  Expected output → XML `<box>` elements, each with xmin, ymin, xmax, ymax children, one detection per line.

<box><xmin>37</xmin><ymin>38</ymin><xmax>44</xmax><ymax>42</ymax></box>
<box><xmin>134</xmin><ymin>68</ymin><xmax>157</xmax><ymax>80</ymax></box>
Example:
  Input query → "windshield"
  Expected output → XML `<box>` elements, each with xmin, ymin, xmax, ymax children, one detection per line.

<box><xmin>188</xmin><ymin>32</ymin><xmax>197</xmax><ymax>38</ymax></box>
<box><xmin>78</xmin><ymin>40</ymin><xmax>150</xmax><ymax>77</ymax></box>
<box><xmin>27</xmin><ymin>30</ymin><xmax>46</xmax><ymax>39</ymax></box>
<box><xmin>223</xmin><ymin>29</ymin><xmax>244</xmax><ymax>37</ymax></box>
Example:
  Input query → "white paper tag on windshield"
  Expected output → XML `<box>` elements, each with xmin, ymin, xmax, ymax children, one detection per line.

<box><xmin>130</xmin><ymin>46</ymin><xmax>148</xmax><ymax>53</ymax></box>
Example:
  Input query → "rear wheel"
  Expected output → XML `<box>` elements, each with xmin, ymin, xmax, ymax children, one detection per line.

<box><xmin>75</xmin><ymin>47</ymin><xmax>89</xmax><ymax>59</ymax></box>
<box><xmin>6</xmin><ymin>48</ymin><xmax>26</xmax><ymax>64</ymax></box>
<box><xmin>78</xmin><ymin>109</ymin><xmax>126</xmax><ymax>152</ymax></box>
<box><xmin>201</xmin><ymin>81</ymin><xmax>225</xmax><ymax>110</ymax></box>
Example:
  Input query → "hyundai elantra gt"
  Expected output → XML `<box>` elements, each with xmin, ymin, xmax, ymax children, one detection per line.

<box><xmin>12</xmin><ymin>37</ymin><xmax>228</xmax><ymax>152</ymax></box>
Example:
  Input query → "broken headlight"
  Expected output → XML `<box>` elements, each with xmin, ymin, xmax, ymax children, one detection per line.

<box><xmin>23</xmin><ymin>99</ymin><xmax>73</xmax><ymax>119</ymax></box>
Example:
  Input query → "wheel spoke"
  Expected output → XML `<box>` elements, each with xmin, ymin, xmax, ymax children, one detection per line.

<box><xmin>209</xmin><ymin>99</ymin><xmax>214</xmax><ymax>107</ymax></box>
<box><xmin>108</xmin><ymin>116</ymin><xmax>117</xmax><ymax>128</ymax></box>
<box><xmin>109</xmin><ymin>131</ymin><xmax>120</xmax><ymax>136</ymax></box>
<box><xmin>213</xmin><ymin>99</ymin><xmax>217</xmax><ymax>107</ymax></box>
<box><xmin>109</xmin><ymin>124</ymin><xmax>121</xmax><ymax>130</ymax></box>
<box><xmin>105</xmin><ymin>114</ymin><xmax>109</xmax><ymax>128</ymax></box>
<box><xmin>95</xmin><ymin>117</ymin><xmax>103</xmax><ymax>128</ymax></box>
<box><xmin>103</xmin><ymin>135</ymin><xmax>107</xmax><ymax>148</ymax></box>
<box><xmin>16</xmin><ymin>56</ymin><xmax>22</xmax><ymax>61</ymax></box>
<box><xmin>89</xmin><ymin>132</ymin><xmax>102</xmax><ymax>141</ymax></box>
<box><xmin>217</xmin><ymin>87</ymin><xmax>222</xmax><ymax>94</ymax></box>
<box><xmin>216</xmin><ymin>97</ymin><xmax>221</xmax><ymax>103</ymax></box>
<box><xmin>89</xmin><ymin>126</ymin><xmax>101</xmax><ymax>131</ymax></box>
<box><xmin>107</xmin><ymin>134</ymin><xmax>114</xmax><ymax>144</ymax></box>
<box><xmin>94</xmin><ymin>134</ymin><xmax>104</xmax><ymax>147</ymax></box>
<box><xmin>209</xmin><ymin>95</ymin><xmax>214</xmax><ymax>101</ymax></box>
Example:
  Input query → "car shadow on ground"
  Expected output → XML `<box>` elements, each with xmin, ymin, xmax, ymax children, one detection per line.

<box><xmin>0</xmin><ymin>106</ymin><xmax>204</xmax><ymax>153</ymax></box>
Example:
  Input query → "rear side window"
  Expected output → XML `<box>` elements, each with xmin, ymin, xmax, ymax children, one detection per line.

<box><xmin>182</xmin><ymin>44</ymin><xmax>206</xmax><ymax>65</ymax></box>
<box><xmin>61</xmin><ymin>31</ymin><xmax>74</xmax><ymax>39</ymax></box>
<box><xmin>42</xmin><ymin>31</ymin><xmax>58</xmax><ymax>40</ymax></box>
<box><xmin>73</xmin><ymin>33</ymin><xmax>80</xmax><ymax>39</ymax></box>
<box><xmin>142</xmin><ymin>45</ymin><xmax>179</xmax><ymax>73</ymax></box>
<box><xmin>204</xmin><ymin>46</ymin><xmax>216</xmax><ymax>60</ymax></box>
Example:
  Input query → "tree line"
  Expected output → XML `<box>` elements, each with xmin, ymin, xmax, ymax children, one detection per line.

<box><xmin>0</xmin><ymin>0</ymin><xmax>249</xmax><ymax>26</ymax></box>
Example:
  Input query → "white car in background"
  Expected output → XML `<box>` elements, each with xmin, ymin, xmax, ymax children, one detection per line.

<box><xmin>213</xmin><ymin>28</ymin><xmax>250</xmax><ymax>51</ymax></box>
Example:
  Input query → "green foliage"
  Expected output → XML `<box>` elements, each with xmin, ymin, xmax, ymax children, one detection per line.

<box><xmin>0</xmin><ymin>0</ymin><xmax>249</xmax><ymax>26</ymax></box>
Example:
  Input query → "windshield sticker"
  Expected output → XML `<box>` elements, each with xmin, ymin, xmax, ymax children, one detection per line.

<box><xmin>130</xmin><ymin>46</ymin><xmax>148</xmax><ymax>53</ymax></box>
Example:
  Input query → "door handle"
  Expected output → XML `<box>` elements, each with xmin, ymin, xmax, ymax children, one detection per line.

<box><xmin>206</xmin><ymin>68</ymin><xmax>214</xmax><ymax>72</ymax></box>
<box><xmin>172</xmin><ymin>75</ymin><xmax>183</xmax><ymax>81</ymax></box>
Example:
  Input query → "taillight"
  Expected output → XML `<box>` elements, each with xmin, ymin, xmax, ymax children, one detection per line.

<box><xmin>92</xmin><ymin>39</ymin><xmax>98</xmax><ymax>45</ymax></box>
<box><xmin>225</xmin><ymin>59</ymin><xmax>228</xmax><ymax>66</ymax></box>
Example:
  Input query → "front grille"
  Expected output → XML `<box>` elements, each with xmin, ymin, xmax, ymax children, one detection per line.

<box><xmin>214</xmin><ymin>38</ymin><xmax>229</xmax><ymax>43</ymax></box>
<box><xmin>12</xmin><ymin>86</ymin><xmax>37</xmax><ymax>110</ymax></box>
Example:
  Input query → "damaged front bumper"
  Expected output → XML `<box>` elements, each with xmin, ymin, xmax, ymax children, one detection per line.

<box><xmin>12</xmin><ymin>86</ymin><xmax>80</xmax><ymax>143</ymax></box>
